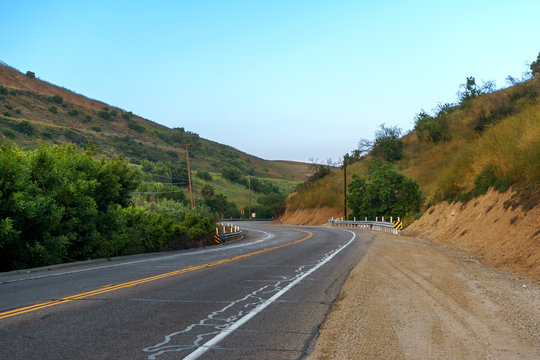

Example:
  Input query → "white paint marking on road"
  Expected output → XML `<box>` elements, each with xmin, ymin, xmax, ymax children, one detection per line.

<box><xmin>142</xmin><ymin>230</ymin><xmax>356</xmax><ymax>360</ymax></box>
<box><xmin>0</xmin><ymin>226</ymin><xmax>273</xmax><ymax>285</ymax></box>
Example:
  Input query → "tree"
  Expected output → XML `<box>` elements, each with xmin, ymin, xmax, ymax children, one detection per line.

<box><xmin>458</xmin><ymin>76</ymin><xmax>495</xmax><ymax>104</ymax></box>
<box><xmin>531</xmin><ymin>52</ymin><xmax>540</xmax><ymax>77</ymax></box>
<box><xmin>200</xmin><ymin>184</ymin><xmax>215</xmax><ymax>199</ymax></box>
<box><xmin>347</xmin><ymin>160</ymin><xmax>422</xmax><ymax>219</ymax></box>
<box><xmin>371</xmin><ymin>124</ymin><xmax>403</xmax><ymax>162</ymax></box>
<box><xmin>25</xmin><ymin>71</ymin><xmax>36</xmax><ymax>79</ymax></box>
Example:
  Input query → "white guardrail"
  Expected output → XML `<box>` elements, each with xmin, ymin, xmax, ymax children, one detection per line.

<box><xmin>329</xmin><ymin>217</ymin><xmax>402</xmax><ymax>235</ymax></box>
<box><xmin>216</xmin><ymin>223</ymin><xmax>243</xmax><ymax>243</ymax></box>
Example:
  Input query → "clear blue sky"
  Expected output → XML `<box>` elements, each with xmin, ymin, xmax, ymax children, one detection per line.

<box><xmin>2</xmin><ymin>0</ymin><xmax>539</xmax><ymax>162</ymax></box>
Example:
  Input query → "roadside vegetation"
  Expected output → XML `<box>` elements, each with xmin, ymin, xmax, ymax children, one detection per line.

<box><xmin>286</xmin><ymin>54</ymin><xmax>540</xmax><ymax>222</ymax></box>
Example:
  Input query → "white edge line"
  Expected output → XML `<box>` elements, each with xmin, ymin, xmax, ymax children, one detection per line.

<box><xmin>182</xmin><ymin>229</ymin><xmax>356</xmax><ymax>360</ymax></box>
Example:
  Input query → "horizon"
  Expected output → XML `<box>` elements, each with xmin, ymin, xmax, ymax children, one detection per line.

<box><xmin>2</xmin><ymin>0</ymin><xmax>539</xmax><ymax>162</ymax></box>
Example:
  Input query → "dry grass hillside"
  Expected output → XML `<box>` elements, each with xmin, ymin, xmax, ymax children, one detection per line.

<box><xmin>0</xmin><ymin>62</ymin><xmax>309</xmax><ymax>181</ymax></box>
<box><xmin>280</xmin><ymin>75</ymin><xmax>540</xmax><ymax>279</ymax></box>
<box><xmin>284</xmin><ymin>76</ymin><xmax>540</xmax><ymax>216</ymax></box>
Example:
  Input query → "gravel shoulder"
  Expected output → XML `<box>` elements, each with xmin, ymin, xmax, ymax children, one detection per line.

<box><xmin>308</xmin><ymin>230</ymin><xmax>540</xmax><ymax>360</ymax></box>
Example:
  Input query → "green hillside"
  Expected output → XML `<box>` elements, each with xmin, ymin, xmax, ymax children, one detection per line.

<box><xmin>0</xmin><ymin>62</ymin><xmax>309</xmax><ymax>182</ymax></box>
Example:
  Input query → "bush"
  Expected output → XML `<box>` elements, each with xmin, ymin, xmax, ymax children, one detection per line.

<box><xmin>0</xmin><ymin>85</ymin><xmax>9</xmax><ymax>95</ymax></box>
<box><xmin>82</xmin><ymin>115</ymin><xmax>92</xmax><ymax>123</ymax></box>
<box><xmin>122</xmin><ymin>111</ymin><xmax>134</xmax><ymax>120</ymax></box>
<box><xmin>98</xmin><ymin>110</ymin><xmax>111</xmax><ymax>120</ymax></box>
<box><xmin>127</xmin><ymin>119</ymin><xmax>146</xmax><ymax>132</ymax></box>
<box><xmin>196</xmin><ymin>170</ymin><xmax>213</xmax><ymax>181</ymax></box>
<box><xmin>371</xmin><ymin>124</ymin><xmax>403</xmax><ymax>162</ymax></box>
<box><xmin>347</xmin><ymin>160</ymin><xmax>422</xmax><ymax>219</ymax></box>
<box><xmin>414</xmin><ymin>106</ymin><xmax>451</xmax><ymax>143</ymax></box>
<box><xmin>25</xmin><ymin>71</ymin><xmax>36</xmax><ymax>78</ymax></box>
<box><xmin>48</xmin><ymin>94</ymin><xmax>63</xmax><ymax>104</ymax></box>
<box><xmin>2</xmin><ymin>129</ymin><xmax>16</xmax><ymax>139</ymax></box>
<box><xmin>68</xmin><ymin>109</ymin><xmax>79</xmax><ymax>116</ymax></box>
<box><xmin>2</xmin><ymin>111</ymin><xmax>10</xmax><ymax>117</ymax></box>
<box><xmin>90</xmin><ymin>126</ymin><xmax>102</xmax><ymax>132</ymax></box>
<box><xmin>13</xmin><ymin>120</ymin><xmax>36</xmax><ymax>136</ymax></box>
<box><xmin>110</xmin><ymin>110</ymin><xmax>117</xmax><ymax>117</ymax></box>
<box><xmin>48</xmin><ymin>106</ymin><xmax>57</xmax><ymax>114</ymax></box>
<box><xmin>222</xmin><ymin>167</ymin><xmax>246</xmax><ymax>185</ymax></box>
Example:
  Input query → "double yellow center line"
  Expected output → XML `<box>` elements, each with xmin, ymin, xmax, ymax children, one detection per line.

<box><xmin>0</xmin><ymin>228</ymin><xmax>312</xmax><ymax>320</ymax></box>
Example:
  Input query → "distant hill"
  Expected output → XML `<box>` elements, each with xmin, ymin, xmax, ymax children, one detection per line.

<box><xmin>0</xmin><ymin>62</ymin><xmax>309</xmax><ymax>181</ymax></box>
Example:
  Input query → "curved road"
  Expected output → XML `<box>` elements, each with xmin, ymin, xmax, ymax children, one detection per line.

<box><xmin>0</xmin><ymin>223</ymin><xmax>373</xmax><ymax>359</ymax></box>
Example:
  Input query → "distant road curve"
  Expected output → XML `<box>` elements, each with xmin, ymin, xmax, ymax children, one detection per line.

<box><xmin>0</xmin><ymin>222</ymin><xmax>373</xmax><ymax>360</ymax></box>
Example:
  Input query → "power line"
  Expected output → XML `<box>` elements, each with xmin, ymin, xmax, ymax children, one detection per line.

<box><xmin>130</xmin><ymin>189</ymin><xmax>186</xmax><ymax>195</ymax></box>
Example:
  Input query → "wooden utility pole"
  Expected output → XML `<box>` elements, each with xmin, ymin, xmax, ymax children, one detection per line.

<box><xmin>344</xmin><ymin>155</ymin><xmax>347</xmax><ymax>219</ymax></box>
<box><xmin>176</xmin><ymin>144</ymin><xmax>197</xmax><ymax>209</ymax></box>
<box><xmin>248</xmin><ymin>175</ymin><xmax>251</xmax><ymax>220</ymax></box>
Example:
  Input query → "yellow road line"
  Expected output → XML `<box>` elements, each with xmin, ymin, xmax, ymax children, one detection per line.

<box><xmin>0</xmin><ymin>228</ymin><xmax>312</xmax><ymax>320</ymax></box>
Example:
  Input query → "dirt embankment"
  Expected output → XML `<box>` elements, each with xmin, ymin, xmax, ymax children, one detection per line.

<box><xmin>309</xmin><ymin>232</ymin><xmax>539</xmax><ymax>360</ymax></box>
<box><xmin>276</xmin><ymin>206</ymin><xmax>342</xmax><ymax>226</ymax></box>
<box><xmin>405</xmin><ymin>188</ymin><xmax>540</xmax><ymax>280</ymax></box>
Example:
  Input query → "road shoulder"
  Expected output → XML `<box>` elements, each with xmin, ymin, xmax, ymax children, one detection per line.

<box><xmin>308</xmin><ymin>231</ymin><xmax>540</xmax><ymax>360</ymax></box>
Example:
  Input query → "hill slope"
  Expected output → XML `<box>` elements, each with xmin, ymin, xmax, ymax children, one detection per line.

<box><xmin>280</xmin><ymin>74</ymin><xmax>540</xmax><ymax>279</ymax></box>
<box><xmin>0</xmin><ymin>62</ymin><xmax>309</xmax><ymax>181</ymax></box>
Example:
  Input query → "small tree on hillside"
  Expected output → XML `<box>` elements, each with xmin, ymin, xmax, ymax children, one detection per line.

<box><xmin>371</xmin><ymin>124</ymin><xmax>403</xmax><ymax>162</ymax></box>
<box><xmin>531</xmin><ymin>52</ymin><xmax>540</xmax><ymax>77</ymax></box>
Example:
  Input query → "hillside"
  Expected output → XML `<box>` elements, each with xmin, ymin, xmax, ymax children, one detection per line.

<box><xmin>0</xmin><ymin>62</ymin><xmax>309</xmax><ymax>182</ymax></box>
<box><xmin>280</xmin><ymin>73</ymin><xmax>540</xmax><ymax>279</ymax></box>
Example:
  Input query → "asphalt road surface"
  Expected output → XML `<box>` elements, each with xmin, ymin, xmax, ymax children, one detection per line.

<box><xmin>0</xmin><ymin>222</ymin><xmax>373</xmax><ymax>360</ymax></box>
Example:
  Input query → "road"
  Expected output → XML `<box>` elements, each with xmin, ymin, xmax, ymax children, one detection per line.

<box><xmin>0</xmin><ymin>223</ymin><xmax>372</xmax><ymax>360</ymax></box>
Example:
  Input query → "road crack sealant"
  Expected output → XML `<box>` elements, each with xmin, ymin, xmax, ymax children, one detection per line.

<box><xmin>142</xmin><ymin>230</ymin><xmax>356</xmax><ymax>360</ymax></box>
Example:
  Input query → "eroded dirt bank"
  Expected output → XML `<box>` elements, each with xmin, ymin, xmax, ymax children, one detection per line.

<box><xmin>309</xmin><ymin>231</ymin><xmax>539</xmax><ymax>360</ymax></box>
<box><xmin>276</xmin><ymin>206</ymin><xmax>342</xmax><ymax>226</ymax></box>
<box><xmin>404</xmin><ymin>188</ymin><xmax>539</xmax><ymax>280</ymax></box>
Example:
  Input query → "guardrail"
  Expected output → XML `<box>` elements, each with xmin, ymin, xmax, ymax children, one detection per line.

<box><xmin>215</xmin><ymin>222</ymin><xmax>244</xmax><ymax>244</ymax></box>
<box><xmin>329</xmin><ymin>217</ymin><xmax>402</xmax><ymax>235</ymax></box>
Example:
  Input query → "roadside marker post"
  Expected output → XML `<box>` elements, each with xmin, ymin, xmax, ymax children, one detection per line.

<box><xmin>215</xmin><ymin>228</ymin><xmax>221</xmax><ymax>244</ymax></box>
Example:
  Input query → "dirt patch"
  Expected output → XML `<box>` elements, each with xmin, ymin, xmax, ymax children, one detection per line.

<box><xmin>309</xmin><ymin>231</ymin><xmax>539</xmax><ymax>359</ymax></box>
<box><xmin>405</xmin><ymin>188</ymin><xmax>540</xmax><ymax>280</ymax></box>
<box><xmin>276</xmin><ymin>207</ymin><xmax>342</xmax><ymax>226</ymax></box>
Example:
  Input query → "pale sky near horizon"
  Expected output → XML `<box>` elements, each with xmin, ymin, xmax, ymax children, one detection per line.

<box><xmin>2</xmin><ymin>0</ymin><xmax>539</xmax><ymax>162</ymax></box>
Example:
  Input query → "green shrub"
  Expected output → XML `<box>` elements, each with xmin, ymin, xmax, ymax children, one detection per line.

<box><xmin>196</xmin><ymin>170</ymin><xmax>213</xmax><ymax>181</ymax></box>
<box><xmin>25</xmin><ymin>71</ymin><xmax>36</xmax><ymax>78</ymax></box>
<box><xmin>347</xmin><ymin>160</ymin><xmax>423</xmax><ymax>219</ymax></box>
<box><xmin>48</xmin><ymin>106</ymin><xmax>57</xmax><ymax>114</ymax></box>
<box><xmin>110</xmin><ymin>110</ymin><xmax>117</xmax><ymax>117</ymax></box>
<box><xmin>48</xmin><ymin>94</ymin><xmax>63</xmax><ymax>104</ymax></box>
<box><xmin>371</xmin><ymin>124</ymin><xmax>403</xmax><ymax>162</ymax></box>
<box><xmin>15</xmin><ymin>109</ymin><xmax>21</xmax><ymax>115</ymax></box>
<box><xmin>98</xmin><ymin>110</ymin><xmax>111</xmax><ymax>120</ymax></box>
<box><xmin>68</xmin><ymin>109</ymin><xmax>78</xmax><ymax>116</ymax></box>
<box><xmin>2</xmin><ymin>111</ymin><xmax>10</xmax><ymax>117</ymax></box>
<box><xmin>90</xmin><ymin>126</ymin><xmax>102</xmax><ymax>132</ymax></box>
<box><xmin>0</xmin><ymin>85</ymin><xmax>9</xmax><ymax>95</ymax></box>
<box><xmin>2</xmin><ymin>129</ymin><xmax>16</xmax><ymax>139</ymax></box>
<box><xmin>4</xmin><ymin>104</ymin><xmax>13</xmax><ymax>110</ymax></box>
<box><xmin>127</xmin><ymin>119</ymin><xmax>145</xmax><ymax>132</ymax></box>
<box><xmin>122</xmin><ymin>111</ymin><xmax>134</xmax><ymax>120</ymax></box>
<box><xmin>82</xmin><ymin>115</ymin><xmax>92</xmax><ymax>123</ymax></box>
<box><xmin>13</xmin><ymin>120</ymin><xmax>35</xmax><ymax>136</ymax></box>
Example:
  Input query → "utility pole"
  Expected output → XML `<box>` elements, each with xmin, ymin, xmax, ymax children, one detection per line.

<box><xmin>248</xmin><ymin>175</ymin><xmax>251</xmax><ymax>220</ymax></box>
<box><xmin>175</xmin><ymin>143</ymin><xmax>197</xmax><ymax>209</ymax></box>
<box><xmin>344</xmin><ymin>155</ymin><xmax>347</xmax><ymax>219</ymax></box>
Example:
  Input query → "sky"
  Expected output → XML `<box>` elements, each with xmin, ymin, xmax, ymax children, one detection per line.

<box><xmin>2</xmin><ymin>0</ymin><xmax>539</xmax><ymax>162</ymax></box>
